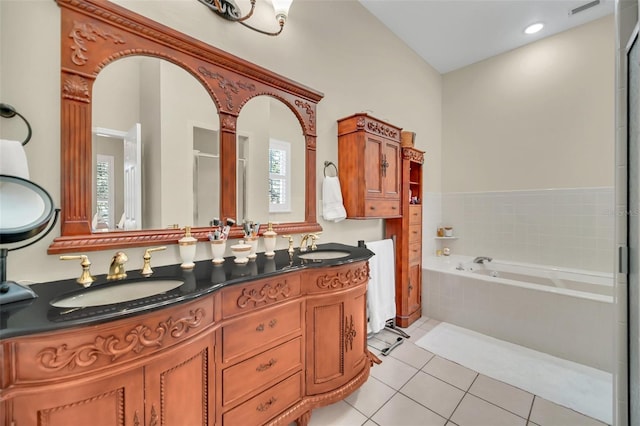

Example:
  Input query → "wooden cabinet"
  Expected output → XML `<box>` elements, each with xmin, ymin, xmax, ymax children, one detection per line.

<box><xmin>386</xmin><ymin>146</ymin><xmax>425</xmax><ymax>327</ymax></box>
<box><xmin>304</xmin><ymin>263</ymin><xmax>369</xmax><ymax>395</ymax></box>
<box><xmin>2</xmin><ymin>262</ymin><xmax>373</xmax><ymax>426</ymax></box>
<box><xmin>12</xmin><ymin>367</ymin><xmax>145</xmax><ymax>425</ymax></box>
<box><xmin>10</xmin><ymin>330</ymin><xmax>214</xmax><ymax>426</ymax></box>
<box><xmin>337</xmin><ymin>113</ymin><xmax>402</xmax><ymax>218</ymax></box>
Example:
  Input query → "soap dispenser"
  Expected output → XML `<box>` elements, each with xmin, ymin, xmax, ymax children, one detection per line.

<box><xmin>179</xmin><ymin>226</ymin><xmax>197</xmax><ymax>269</ymax></box>
<box><xmin>263</xmin><ymin>222</ymin><xmax>277</xmax><ymax>257</ymax></box>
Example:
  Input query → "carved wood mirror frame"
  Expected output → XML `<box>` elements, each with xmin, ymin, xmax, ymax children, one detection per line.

<box><xmin>49</xmin><ymin>0</ymin><xmax>323</xmax><ymax>254</ymax></box>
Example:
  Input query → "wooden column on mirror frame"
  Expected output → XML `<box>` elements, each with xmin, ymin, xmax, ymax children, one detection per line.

<box><xmin>385</xmin><ymin>145</ymin><xmax>424</xmax><ymax>327</ymax></box>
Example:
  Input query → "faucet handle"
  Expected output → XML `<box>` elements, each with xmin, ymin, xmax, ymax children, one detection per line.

<box><xmin>309</xmin><ymin>233</ymin><xmax>321</xmax><ymax>250</ymax></box>
<box><xmin>60</xmin><ymin>255</ymin><xmax>96</xmax><ymax>287</ymax></box>
<box><xmin>282</xmin><ymin>235</ymin><xmax>294</xmax><ymax>253</ymax></box>
<box><xmin>141</xmin><ymin>246</ymin><xmax>167</xmax><ymax>277</ymax></box>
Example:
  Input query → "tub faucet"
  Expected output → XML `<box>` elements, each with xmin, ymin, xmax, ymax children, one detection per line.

<box><xmin>473</xmin><ymin>256</ymin><xmax>493</xmax><ymax>264</ymax></box>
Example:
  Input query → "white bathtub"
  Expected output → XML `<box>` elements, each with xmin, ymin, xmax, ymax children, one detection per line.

<box><xmin>423</xmin><ymin>256</ymin><xmax>614</xmax><ymax>372</ymax></box>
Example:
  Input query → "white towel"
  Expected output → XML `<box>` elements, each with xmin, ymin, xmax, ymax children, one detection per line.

<box><xmin>322</xmin><ymin>176</ymin><xmax>347</xmax><ymax>222</ymax></box>
<box><xmin>0</xmin><ymin>139</ymin><xmax>29</xmax><ymax>179</ymax></box>
<box><xmin>366</xmin><ymin>239</ymin><xmax>396</xmax><ymax>334</ymax></box>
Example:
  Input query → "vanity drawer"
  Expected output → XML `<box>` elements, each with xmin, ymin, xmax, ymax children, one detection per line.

<box><xmin>221</xmin><ymin>273</ymin><xmax>301</xmax><ymax>319</ymax></box>
<box><xmin>222</xmin><ymin>301</ymin><xmax>302</xmax><ymax>363</ymax></box>
<box><xmin>223</xmin><ymin>371</ymin><xmax>302</xmax><ymax>425</ymax></box>
<box><xmin>408</xmin><ymin>224</ymin><xmax>422</xmax><ymax>244</ymax></box>
<box><xmin>10</xmin><ymin>296</ymin><xmax>214</xmax><ymax>384</ymax></box>
<box><xmin>409</xmin><ymin>242</ymin><xmax>422</xmax><ymax>264</ymax></box>
<box><xmin>408</xmin><ymin>204</ymin><xmax>422</xmax><ymax>225</ymax></box>
<box><xmin>222</xmin><ymin>337</ymin><xmax>302</xmax><ymax>406</ymax></box>
<box><xmin>364</xmin><ymin>199</ymin><xmax>401</xmax><ymax>218</ymax></box>
<box><xmin>302</xmin><ymin>261</ymin><xmax>369</xmax><ymax>294</ymax></box>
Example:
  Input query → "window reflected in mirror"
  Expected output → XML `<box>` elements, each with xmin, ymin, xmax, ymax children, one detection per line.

<box><xmin>236</xmin><ymin>96</ymin><xmax>305</xmax><ymax>225</ymax></box>
<box><xmin>91</xmin><ymin>56</ymin><xmax>220</xmax><ymax>233</ymax></box>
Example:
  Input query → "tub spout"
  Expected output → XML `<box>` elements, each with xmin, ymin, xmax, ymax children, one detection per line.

<box><xmin>473</xmin><ymin>256</ymin><xmax>493</xmax><ymax>264</ymax></box>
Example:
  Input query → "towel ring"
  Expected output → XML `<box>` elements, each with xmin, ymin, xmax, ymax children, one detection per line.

<box><xmin>324</xmin><ymin>161</ymin><xmax>338</xmax><ymax>177</ymax></box>
<box><xmin>0</xmin><ymin>103</ymin><xmax>32</xmax><ymax>146</ymax></box>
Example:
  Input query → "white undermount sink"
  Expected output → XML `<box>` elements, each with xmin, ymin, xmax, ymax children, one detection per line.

<box><xmin>50</xmin><ymin>279</ymin><xmax>184</xmax><ymax>308</ymax></box>
<box><xmin>297</xmin><ymin>250</ymin><xmax>351</xmax><ymax>260</ymax></box>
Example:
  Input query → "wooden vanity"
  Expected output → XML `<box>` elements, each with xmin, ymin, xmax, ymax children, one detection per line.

<box><xmin>0</xmin><ymin>245</ymin><xmax>375</xmax><ymax>426</ymax></box>
<box><xmin>0</xmin><ymin>248</ymin><xmax>371</xmax><ymax>426</ymax></box>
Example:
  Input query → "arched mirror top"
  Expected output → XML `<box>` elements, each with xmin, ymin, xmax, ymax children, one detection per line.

<box><xmin>49</xmin><ymin>0</ymin><xmax>323</xmax><ymax>254</ymax></box>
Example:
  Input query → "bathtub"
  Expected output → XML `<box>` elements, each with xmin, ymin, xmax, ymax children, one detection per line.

<box><xmin>423</xmin><ymin>256</ymin><xmax>614</xmax><ymax>372</ymax></box>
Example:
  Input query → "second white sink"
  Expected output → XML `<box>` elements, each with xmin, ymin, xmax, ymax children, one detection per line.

<box><xmin>297</xmin><ymin>250</ymin><xmax>351</xmax><ymax>260</ymax></box>
<box><xmin>51</xmin><ymin>279</ymin><xmax>184</xmax><ymax>308</ymax></box>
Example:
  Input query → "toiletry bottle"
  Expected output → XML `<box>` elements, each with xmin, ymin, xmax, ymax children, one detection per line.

<box><xmin>179</xmin><ymin>226</ymin><xmax>197</xmax><ymax>269</ymax></box>
<box><xmin>263</xmin><ymin>222</ymin><xmax>277</xmax><ymax>257</ymax></box>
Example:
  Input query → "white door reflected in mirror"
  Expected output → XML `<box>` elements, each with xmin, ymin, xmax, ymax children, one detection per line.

<box><xmin>91</xmin><ymin>56</ymin><xmax>220</xmax><ymax>232</ymax></box>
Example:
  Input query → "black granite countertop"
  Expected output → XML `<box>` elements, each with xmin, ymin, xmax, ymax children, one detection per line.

<box><xmin>0</xmin><ymin>243</ymin><xmax>373</xmax><ymax>340</ymax></box>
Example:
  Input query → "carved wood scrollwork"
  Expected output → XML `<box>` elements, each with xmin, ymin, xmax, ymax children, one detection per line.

<box><xmin>198</xmin><ymin>66</ymin><xmax>256</xmax><ymax>110</ymax></box>
<box><xmin>315</xmin><ymin>264</ymin><xmax>369</xmax><ymax>290</ymax></box>
<box><xmin>344</xmin><ymin>315</ymin><xmax>356</xmax><ymax>353</ymax></box>
<box><xmin>295</xmin><ymin>99</ymin><xmax>316</xmax><ymax>132</ymax></box>
<box><xmin>62</xmin><ymin>74</ymin><xmax>90</xmax><ymax>103</ymax></box>
<box><xmin>402</xmin><ymin>147</ymin><xmax>424</xmax><ymax>164</ymax></box>
<box><xmin>69</xmin><ymin>21</ymin><xmax>125</xmax><ymax>66</ymax></box>
<box><xmin>367</xmin><ymin>121</ymin><xmax>398</xmax><ymax>139</ymax></box>
<box><xmin>236</xmin><ymin>281</ymin><xmax>291</xmax><ymax>308</ymax></box>
<box><xmin>36</xmin><ymin>309</ymin><xmax>205</xmax><ymax>370</ymax></box>
<box><xmin>149</xmin><ymin>404</ymin><xmax>158</xmax><ymax>426</ymax></box>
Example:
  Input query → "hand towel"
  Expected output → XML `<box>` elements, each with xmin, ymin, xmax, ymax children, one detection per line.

<box><xmin>366</xmin><ymin>239</ymin><xmax>396</xmax><ymax>334</ymax></box>
<box><xmin>322</xmin><ymin>176</ymin><xmax>347</xmax><ymax>222</ymax></box>
<box><xmin>0</xmin><ymin>139</ymin><xmax>29</xmax><ymax>179</ymax></box>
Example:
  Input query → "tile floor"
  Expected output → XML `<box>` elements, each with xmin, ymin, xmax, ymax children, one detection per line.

<box><xmin>306</xmin><ymin>317</ymin><xmax>609</xmax><ymax>426</ymax></box>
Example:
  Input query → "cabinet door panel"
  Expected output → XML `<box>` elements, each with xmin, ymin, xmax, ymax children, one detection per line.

<box><xmin>383</xmin><ymin>140</ymin><xmax>401</xmax><ymax>198</ymax></box>
<box><xmin>408</xmin><ymin>264</ymin><xmax>422</xmax><ymax>316</ymax></box>
<box><xmin>144</xmin><ymin>332</ymin><xmax>214</xmax><ymax>426</ymax></box>
<box><xmin>12</xmin><ymin>369</ymin><xmax>144</xmax><ymax>426</ymax></box>
<box><xmin>308</xmin><ymin>300</ymin><xmax>344</xmax><ymax>389</ymax></box>
<box><xmin>364</xmin><ymin>135</ymin><xmax>383</xmax><ymax>197</ymax></box>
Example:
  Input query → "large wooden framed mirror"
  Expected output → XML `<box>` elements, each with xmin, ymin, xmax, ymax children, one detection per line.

<box><xmin>49</xmin><ymin>0</ymin><xmax>323</xmax><ymax>254</ymax></box>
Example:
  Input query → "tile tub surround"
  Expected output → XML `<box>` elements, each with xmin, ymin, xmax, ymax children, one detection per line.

<box><xmin>423</xmin><ymin>255</ymin><xmax>614</xmax><ymax>372</ymax></box>
<box><xmin>431</xmin><ymin>187</ymin><xmax>614</xmax><ymax>272</ymax></box>
<box><xmin>301</xmin><ymin>320</ymin><xmax>609</xmax><ymax>426</ymax></box>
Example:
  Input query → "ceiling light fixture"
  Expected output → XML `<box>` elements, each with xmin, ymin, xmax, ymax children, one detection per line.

<box><xmin>524</xmin><ymin>22</ymin><xmax>544</xmax><ymax>35</ymax></box>
<box><xmin>197</xmin><ymin>0</ymin><xmax>293</xmax><ymax>36</ymax></box>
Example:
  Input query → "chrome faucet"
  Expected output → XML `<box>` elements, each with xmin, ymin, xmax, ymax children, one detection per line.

<box><xmin>107</xmin><ymin>251</ymin><xmax>128</xmax><ymax>280</ymax></box>
<box><xmin>473</xmin><ymin>256</ymin><xmax>493</xmax><ymax>264</ymax></box>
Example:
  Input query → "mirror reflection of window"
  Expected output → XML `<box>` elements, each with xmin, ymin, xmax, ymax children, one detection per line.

<box><xmin>95</xmin><ymin>154</ymin><xmax>114</xmax><ymax>231</ymax></box>
<box><xmin>269</xmin><ymin>139</ymin><xmax>291</xmax><ymax>213</ymax></box>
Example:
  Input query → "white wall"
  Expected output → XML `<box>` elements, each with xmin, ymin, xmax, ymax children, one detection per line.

<box><xmin>442</xmin><ymin>16</ymin><xmax>614</xmax><ymax>193</ymax></box>
<box><xmin>0</xmin><ymin>0</ymin><xmax>441</xmax><ymax>283</ymax></box>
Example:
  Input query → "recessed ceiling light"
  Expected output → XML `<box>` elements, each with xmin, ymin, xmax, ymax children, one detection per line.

<box><xmin>524</xmin><ymin>22</ymin><xmax>544</xmax><ymax>35</ymax></box>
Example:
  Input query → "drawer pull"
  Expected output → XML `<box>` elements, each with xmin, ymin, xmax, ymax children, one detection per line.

<box><xmin>392</xmin><ymin>206</ymin><xmax>397</xmax><ymax>210</ymax></box>
<box><xmin>256</xmin><ymin>358</ymin><xmax>277</xmax><ymax>372</ymax></box>
<box><xmin>256</xmin><ymin>319</ymin><xmax>277</xmax><ymax>332</ymax></box>
<box><xmin>256</xmin><ymin>396</ymin><xmax>277</xmax><ymax>412</ymax></box>
<box><xmin>370</xmin><ymin>206</ymin><xmax>376</xmax><ymax>210</ymax></box>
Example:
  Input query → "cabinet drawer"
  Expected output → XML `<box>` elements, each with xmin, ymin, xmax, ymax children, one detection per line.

<box><xmin>221</xmin><ymin>273</ymin><xmax>301</xmax><ymax>319</ymax></box>
<box><xmin>223</xmin><ymin>337</ymin><xmax>302</xmax><ymax>406</ymax></box>
<box><xmin>408</xmin><ymin>224</ymin><xmax>422</xmax><ymax>244</ymax></box>
<box><xmin>222</xmin><ymin>301</ymin><xmax>302</xmax><ymax>362</ymax></box>
<box><xmin>223</xmin><ymin>372</ymin><xmax>302</xmax><ymax>425</ymax></box>
<box><xmin>303</xmin><ymin>261</ymin><xmax>369</xmax><ymax>294</ymax></box>
<box><xmin>409</xmin><ymin>242</ymin><xmax>422</xmax><ymax>264</ymax></box>
<box><xmin>408</xmin><ymin>205</ymin><xmax>422</xmax><ymax>225</ymax></box>
<box><xmin>363</xmin><ymin>199</ymin><xmax>401</xmax><ymax>218</ymax></box>
<box><xmin>11</xmin><ymin>296</ymin><xmax>214</xmax><ymax>384</ymax></box>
